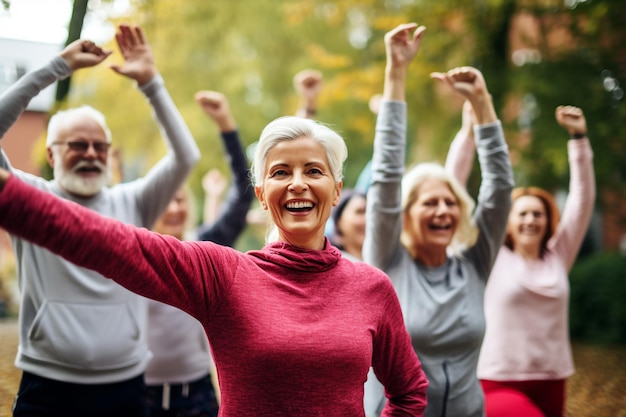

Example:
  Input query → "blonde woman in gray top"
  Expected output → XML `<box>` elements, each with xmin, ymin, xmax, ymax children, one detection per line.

<box><xmin>363</xmin><ymin>23</ymin><xmax>514</xmax><ymax>417</ymax></box>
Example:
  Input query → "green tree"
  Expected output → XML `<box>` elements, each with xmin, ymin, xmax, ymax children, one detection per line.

<box><xmin>67</xmin><ymin>0</ymin><xmax>625</xmax><ymax>248</ymax></box>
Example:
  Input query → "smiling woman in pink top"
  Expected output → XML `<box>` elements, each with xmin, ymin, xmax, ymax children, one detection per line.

<box><xmin>0</xmin><ymin>52</ymin><xmax>429</xmax><ymax>414</ymax></box>
<box><xmin>447</xmin><ymin>105</ymin><xmax>596</xmax><ymax>417</ymax></box>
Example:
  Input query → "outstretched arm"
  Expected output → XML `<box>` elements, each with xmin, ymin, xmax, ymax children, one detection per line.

<box><xmin>382</xmin><ymin>23</ymin><xmax>425</xmax><ymax>102</ymax></box>
<box><xmin>293</xmin><ymin>69</ymin><xmax>323</xmax><ymax>119</ymax></box>
<box><xmin>0</xmin><ymin>168</ymin><xmax>237</xmax><ymax>323</ymax></box>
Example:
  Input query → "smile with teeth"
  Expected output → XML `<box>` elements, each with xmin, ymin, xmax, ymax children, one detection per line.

<box><xmin>285</xmin><ymin>201</ymin><xmax>315</xmax><ymax>212</ymax></box>
<box><xmin>429</xmin><ymin>223</ymin><xmax>452</xmax><ymax>231</ymax></box>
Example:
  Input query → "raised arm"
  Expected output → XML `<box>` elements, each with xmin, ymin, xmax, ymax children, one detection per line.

<box><xmin>115</xmin><ymin>24</ymin><xmax>200</xmax><ymax>227</ymax></box>
<box><xmin>444</xmin><ymin>100</ymin><xmax>476</xmax><ymax>187</ymax></box>
<box><xmin>293</xmin><ymin>69</ymin><xmax>323</xmax><ymax>119</ymax></box>
<box><xmin>551</xmin><ymin>105</ymin><xmax>596</xmax><ymax>271</ymax></box>
<box><xmin>363</xmin><ymin>23</ymin><xmax>425</xmax><ymax>271</ymax></box>
<box><xmin>0</xmin><ymin>168</ymin><xmax>237</xmax><ymax>324</ymax></box>
<box><xmin>194</xmin><ymin>91</ymin><xmax>254</xmax><ymax>246</ymax></box>
<box><xmin>433</xmin><ymin>66</ymin><xmax>513</xmax><ymax>277</ymax></box>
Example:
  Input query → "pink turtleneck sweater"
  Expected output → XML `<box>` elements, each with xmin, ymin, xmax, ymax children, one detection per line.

<box><xmin>0</xmin><ymin>174</ymin><xmax>428</xmax><ymax>417</ymax></box>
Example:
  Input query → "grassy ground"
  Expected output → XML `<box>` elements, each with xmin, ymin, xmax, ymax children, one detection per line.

<box><xmin>0</xmin><ymin>319</ymin><xmax>624</xmax><ymax>417</ymax></box>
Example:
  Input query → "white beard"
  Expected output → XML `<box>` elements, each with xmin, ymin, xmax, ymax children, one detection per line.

<box><xmin>54</xmin><ymin>158</ymin><xmax>111</xmax><ymax>197</ymax></box>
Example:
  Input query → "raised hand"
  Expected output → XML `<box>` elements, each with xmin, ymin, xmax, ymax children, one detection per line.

<box><xmin>382</xmin><ymin>22</ymin><xmax>426</xmax><ymax>101</ymax></box>
<box><xmin>555</xmin><ymin>105</ymin><xmax>587</xmax><ymax>136</ymax></box>
<box><xmin>202</xmin><ymin>169</ymin><xmax>228</xmax><ymax>198</ymax></box>
<box><xmin>384</xmin><ymin>23</ymin><xmax>426</xmax><ymax>71</ymax></box>
<box><xmin>293</xmin><ymin>69</ymin><xmax>323</xmax><ymax>106</ymax></box>
<box><xmin>60</xmin><ymin>39</ymin><xmax>112</xmax><ymax>70</ymax></box>
<box><xmin>109</xmin><ymin>24</ymin><xmax>156</xmax><ymax>86</ymax></box>
<box><xmin>431</xmin><ymin>67</ymin><xmax>496</xmax><ymax>124</ymax></box>
<box><xmin>194</xmin><ymin>91</ymin><xmax>236</xmax><ymax>132</ymax></box>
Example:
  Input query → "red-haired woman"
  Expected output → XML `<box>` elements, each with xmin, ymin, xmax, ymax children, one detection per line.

<box><xmin>447</xmin><ymin>105</ymin><xmax>596</xmax><ymax>417</ymax></box>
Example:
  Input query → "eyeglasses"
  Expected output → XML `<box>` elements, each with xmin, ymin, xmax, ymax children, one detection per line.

<box><xmin>52</xmin><ymin>141</ymin><xmax>112</xmax><ymax>154</ymax></box>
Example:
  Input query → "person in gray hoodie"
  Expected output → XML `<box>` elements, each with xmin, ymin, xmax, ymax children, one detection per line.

<box><xmin>0</xmin><ymin>24</ymin><xmax>200</xmax><ymax>417</ymax></box>
<box><xmin>363</xmin><ymin>23</ymin><xmax>514</xmax><ymax>417</ymax></box>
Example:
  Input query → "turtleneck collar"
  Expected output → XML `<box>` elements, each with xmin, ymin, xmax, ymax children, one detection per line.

<box><xmin>249</xmin><ymin>238</ymin><xmax>342</xmax><ymax>273</ymax></box>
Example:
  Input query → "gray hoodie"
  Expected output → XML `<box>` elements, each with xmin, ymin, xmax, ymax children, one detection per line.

<box><xmin>0</xmin><ymin>56</ymin><xmax>200</xmax><ymax>383</ymax></box>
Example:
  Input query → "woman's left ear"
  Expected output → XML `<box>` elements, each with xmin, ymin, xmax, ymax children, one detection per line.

<box><xmin>333</xmin><ymin>181</ymin><xmax>343</xmax><ymax>206</ymax></box>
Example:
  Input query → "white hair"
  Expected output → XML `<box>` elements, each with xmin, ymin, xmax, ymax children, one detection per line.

<box><xmin>46</xmin><ymin>105</ymin><xmax>112</xmax><ymax>146</ymax></box>
<box><xmin>250</xmin><ymin>116</ymin><xmax>347</xmax><ymax>187</ymax></box>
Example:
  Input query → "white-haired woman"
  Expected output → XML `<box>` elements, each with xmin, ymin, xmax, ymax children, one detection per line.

<box><xmin>363</xmin><ymin>23</ymin><xmax>514</xmax><ymax>417</ymax></box>
<box><xmin>0</xmin><ymin>111</ymin><xmax>428</xmax><ymax>416</ymax></box>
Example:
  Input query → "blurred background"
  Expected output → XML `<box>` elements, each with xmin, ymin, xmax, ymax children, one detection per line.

<box><xmin>0</xmin><ymin>1</ymin><xmax>624</xmax><ymax>414</ymax></box>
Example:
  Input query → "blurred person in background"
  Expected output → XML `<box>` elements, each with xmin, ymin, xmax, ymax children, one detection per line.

<box><xmin>0</xmin><ymin>24</ymin><xmax>200</xmax><ymax>417</ymax></box>
<box><xmin>329</xmin><ymin>189</ymin><xmax>367</xmax><ymax>261</ymax></box>
<box><xmin>448</xmin><ymin>105</ymin><xmax>595</xmax><ymax>417</ymax></box>
<box><xmin>363</xmin><ymin>22</ymin><xmax>514</xmax><ymax>417</ymax></box>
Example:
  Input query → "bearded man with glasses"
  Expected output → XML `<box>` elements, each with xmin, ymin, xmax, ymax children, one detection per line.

<box><xmin>0</xmin><ymin>24</ymin><xmax>199</xmax><ymax>417</ymax></box>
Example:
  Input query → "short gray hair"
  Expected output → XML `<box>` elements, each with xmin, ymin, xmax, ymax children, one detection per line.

<box><xmin>250</xmin><ymin>116</ymin><xmax>347</xmax><ymax>187</ymax></box>
<box><xmin>46</xmin><ymin>105</ymin><xmax>112</xmax><ymax>146</ymax></box>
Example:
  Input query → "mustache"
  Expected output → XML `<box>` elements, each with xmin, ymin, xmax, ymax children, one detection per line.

<box><xmin>71</xmin><ymin>159</ymin><xmax>107</xmax><ymax>173</ymax></box>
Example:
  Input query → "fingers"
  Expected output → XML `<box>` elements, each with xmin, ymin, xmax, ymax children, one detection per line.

<box><xmin>556</xmin><ymin>105</ymin><xmax>583</xmax><ymax>118</ymax></box>
<box><xmin>447</xmin><ymin>66</ymin><xmax>480</xmax><ymax>83</ymax></box>
<box><xmin>555</xmin><ymin>105</ymin><xmax>587</xmax><ymax>135</ymax></box>
<box><xmin>294</xmin><ymin>69</ymin><xmax>322</xmax><ymax>86</ymax></box>
<box><xmin>412</xmin><ymin>25</ymin><xmax>427</xmax><ymax>43</ymax></box>
<box><xmin>61</xmin><ymin>39</ymin><xmax>112</xmax><ymax>69</ymax></box>
<box><xmin>430</xmin><ymin>66</ymin><xmax>485</xmax><ymax>98</ymax></box>
<box><xmin>385</xmin><ymin>22</ymin><xmax>419</xmax><ymax>43</ymax></box>
<box><xmin>115</xmin><ymin>24</ymin><xmax>147</xmax><ymax>55</ymax></box>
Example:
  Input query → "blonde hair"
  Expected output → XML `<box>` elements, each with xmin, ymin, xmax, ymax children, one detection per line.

<box><xmin>400</xmin><ymin>162</ymin><xmax>478</xmax><ymax>257</ymax></box>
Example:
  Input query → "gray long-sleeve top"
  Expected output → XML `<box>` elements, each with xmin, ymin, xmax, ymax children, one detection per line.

<box><xmin>363</xmin><ymin>100</ymin><xmax>513</xmax><ymax>417</ymax></box>
<box><xmin>0</xmin><ymin>56</ymin><xmax>200</xmax><ymax>383</ymax></box>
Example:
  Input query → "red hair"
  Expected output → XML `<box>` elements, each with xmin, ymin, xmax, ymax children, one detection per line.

<box><xmin>504</xmin><ymin>187</ymin><xmax>561</xmax><ymax>257</ymax></box>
